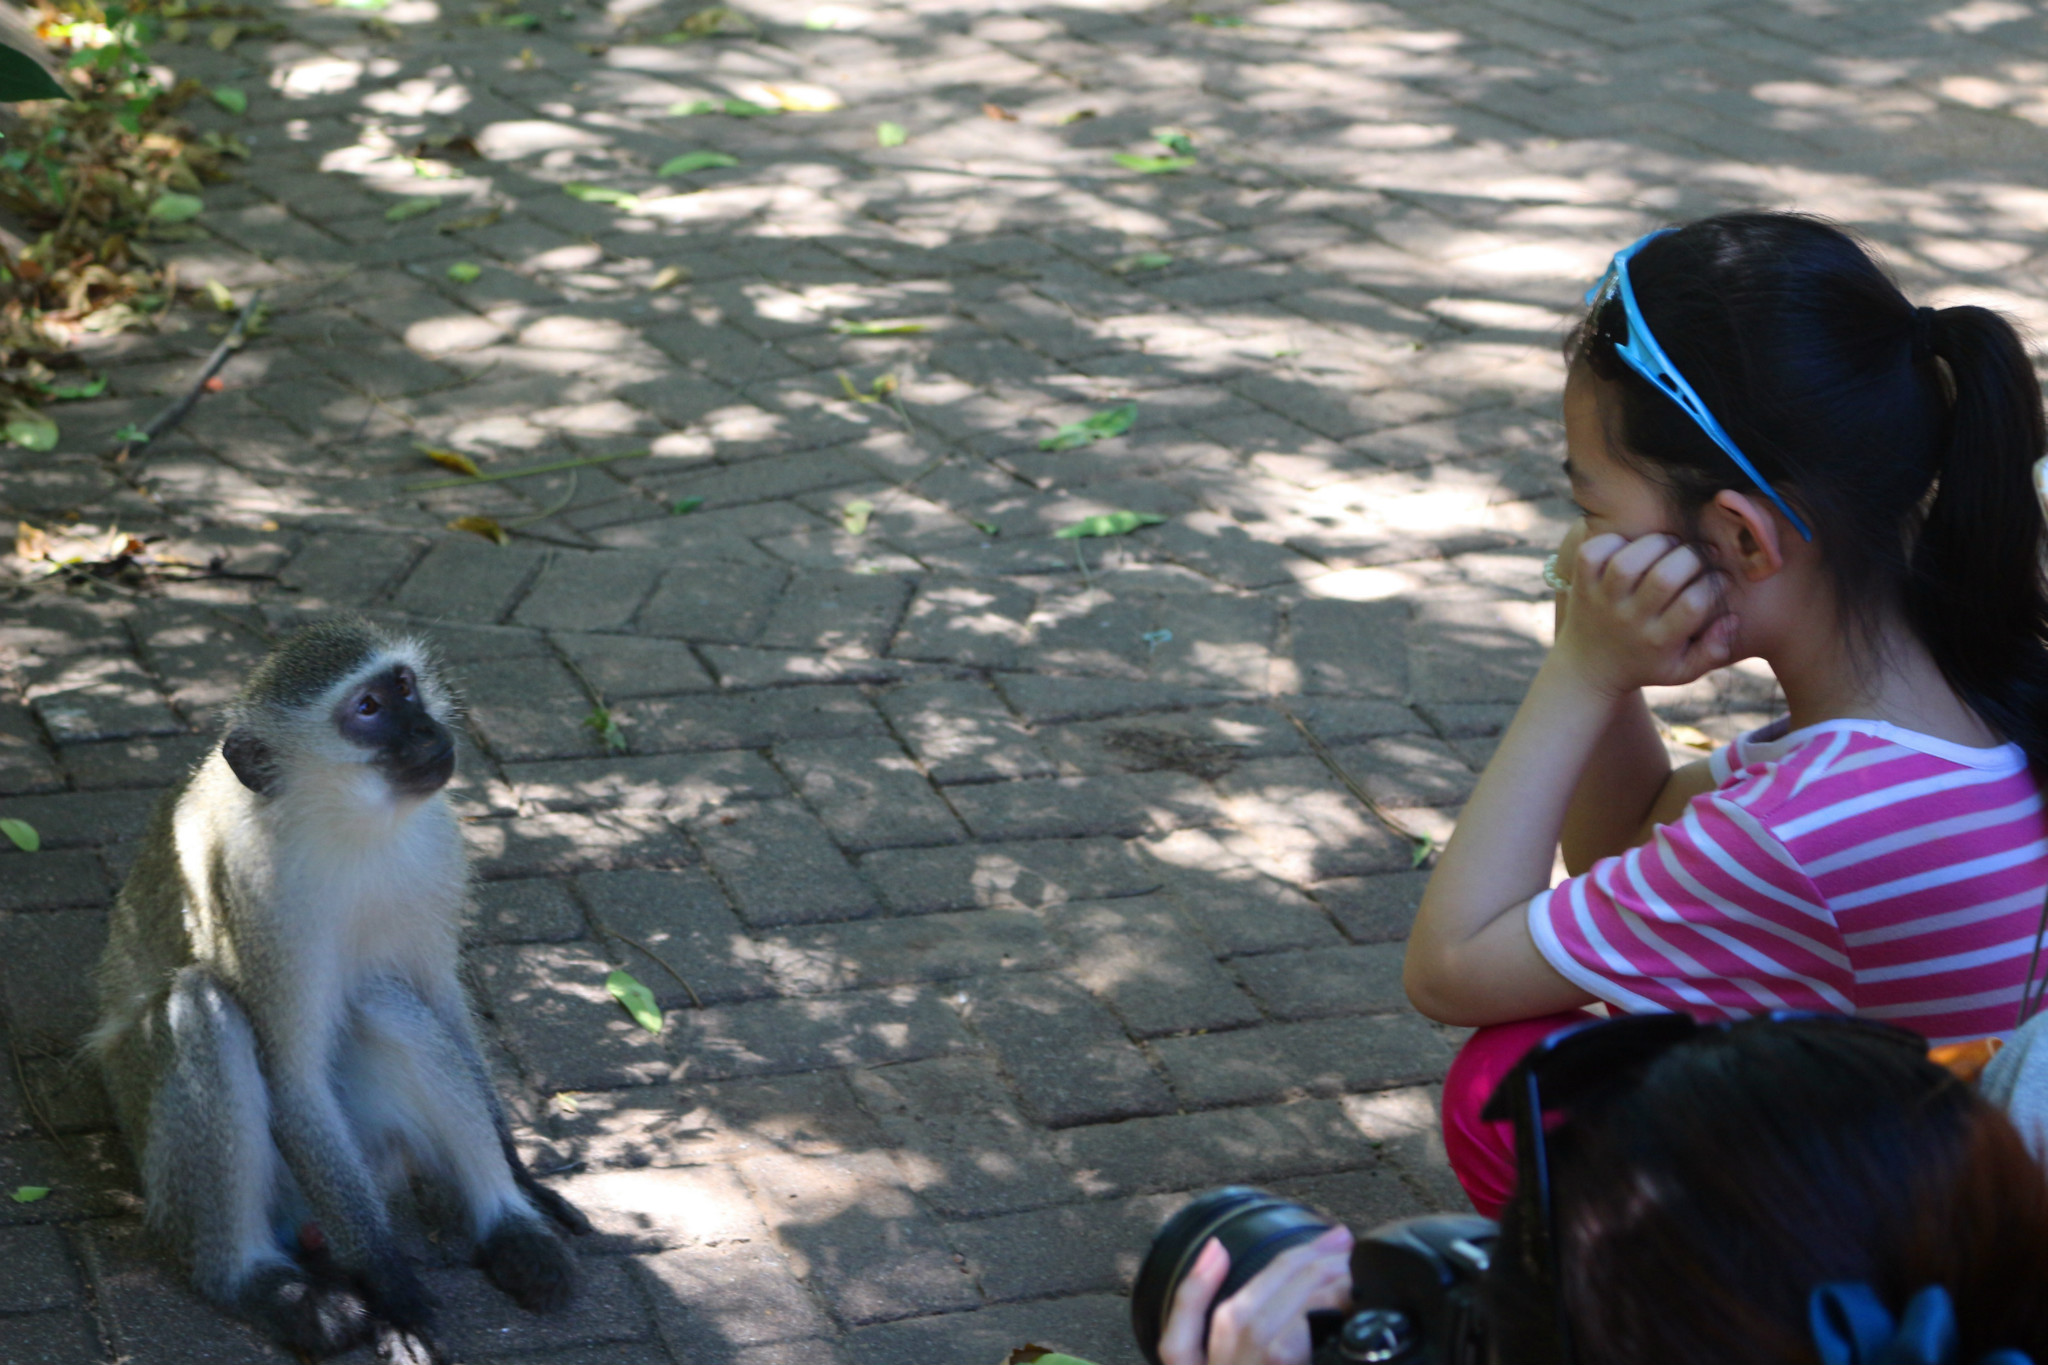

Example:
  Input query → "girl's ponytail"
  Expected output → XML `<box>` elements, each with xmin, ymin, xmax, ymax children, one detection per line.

<box><xmin>1907</xmin><ymin>305</ymin><xmax>2048</xmax><ymax>774</ymax></box>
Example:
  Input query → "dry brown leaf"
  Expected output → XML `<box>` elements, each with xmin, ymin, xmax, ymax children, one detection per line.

<box><xmin>14</xmin><ymin>521</ymin><xmax>49</xmax><ymax>561</ymax></box>
<box><xmin>417</xmin><ymin>445</ymin><xmax>482</xmax><ymax>477</ymax></box>
<box><xmin>982</xmin><ymin>103</ymin><xmax>1017</xmax><ymax>121</ymax></box>
<box><xmin>649</xmin><ymin>264</ymin><xmax>691</xmax><ymax>290</ymax></box>
<box><xmin>447</xmin><ymin>515</ymin><xmax>510</xmax><ymax>545</ymax></box>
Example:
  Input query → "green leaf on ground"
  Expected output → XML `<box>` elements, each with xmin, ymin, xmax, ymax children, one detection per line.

<box><xmin>210</xmin><ymin>86</ymin><xmax>247</xmax><ymax>114</ymax></box>
<box><xmin>971</xmin><ymin>519</ymin><xmax>999</xmax><ymax>536</ymax></box>
<box><xmin>9</xmin><ymin>1186</ymin><xmax>49</xmax><ymax>1203</ymax></box>
<box><xmin>4</xmin><ymin>408</ymin><xmax>57</xmax><ymax>451</ymax></box>
<box><xmin>670</xmin><ymin>496</ymin><xmax>704</xmax><ymax>515</ymax></box>
<box><xmin>0</xmin><ymin>44</ymin><xmax>68</xmax><ymax>102</ymax></box>
<box><xmin>384</xmin><ymin>196</ymin><xmax>439</xmax><ymax>222</ymax></box>
<box><xmin>447</xmin><ymin>515</ymin><xmax>510</xmax><ymax>545</ymax></box>
<box><xmin>1038</xmin><ymin>402</ymin><xmax>1137</xmax><ymax>451</ymax></box>
<box><xmin>1190</xmin><ymin>11</ymin><xmax>1246</xmax><ymax>24</ymax></box>
<box><xmin>1054</xmin><ymin>510</ymin><xmax>1166</xmax><ymax>539</ymax></box>
<box><xmin>112</xmin><ymin>424</ymin><xmax>151</xmax><ymax>444</ymax></box>
<box><xmin>842</xmin><ymin>498</ymin><xmax>874</xmax><ymax>535</ymax></box>
<box><xmin>1113</xmin><ymin>251</ymin><xmax>1174</xmax><ymax>274</ymax></box>
<box><xmin>1410</xmin><ymin>834</ymin><xmax>1436</xmax><ymax>869</ymax></box>
<box><xmin>606</xmin><ymin>970</ymin><xmax>663</xmax><ymax>1033</ymax></box>
<box><xmin>830</xmin><ymin>318</ymin><xmax>927</xmax><ymax>335</ymax></box>
<box><xmin>1152</xmin><ymin>129</ymin><xmax>1196</xmax><ymax>157</ymax></box>
<box><xmin>672</xmin><ymin>96</ymin><xmax>779</xmax><ymax>117</ymax></box>
<box><xmin>584</xmin><ymin>704</ymin><xmax>627</xmax><ymax>753</ymax></box>
<box><xmin>837</xmin><ymin>371</ymin><xmax>897</xmax><ymax>404</ymax></box>
<box><xmin>563</xmin><ymin>183</ymin><xmax>639</xmax><ymax>207</ymax></box>
<box><xmin>1111</xmin><ymin>153</ymin><xmax>1197</xmax><ymax>174</ymax></box>
<box><xmin>148</xmin><ymin>192</ymin><xmax>205</xmax><ymax>222</ymax></box>
<box><xmin>446</xmin><ymin>261</ymin><xmax>483</xmax><ymax>283</ymax></box>
<box><xmin>1058</xmin><ymin>108</ymin><xmax>1097</xmax><ymax>125</ymax></box>
<box><xmin>205</xmin><ymin>278</ymin><xmax>235</xmax><ymax>312</ymax></box>
<box><xmin>875</xmin><ymin>121</ymin><xmax>907</xmax><ymax>147</ymax></box>
<box><xmin>37</xmin><ymin>376</ymin><xmax>107</xmax><ymax>400</ymax></box>
<box><xmin>657</xmin><ymin>150</ymin><xmax>739</xmax><ymax>176</ymax></box>
<box><xmin>0</xmin><ymin>819</ymin><xmax>39</xmax><ymax>852</ymax></box>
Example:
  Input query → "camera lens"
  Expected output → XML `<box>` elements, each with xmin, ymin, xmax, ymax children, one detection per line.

<box><xmin>1130</xmin><ymin>1187</ymin><xmax>1335</xmax><ymax>1365</ymax></box>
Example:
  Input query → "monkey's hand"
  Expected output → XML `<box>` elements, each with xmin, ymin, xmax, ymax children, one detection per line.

<box><xmin>358</xmin><ymin>1252</ymin><xmax>439</xmax><ymax>1333</ymax></box>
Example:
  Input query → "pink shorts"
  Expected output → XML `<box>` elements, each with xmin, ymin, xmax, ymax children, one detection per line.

<box><xmin>1440</xmin><ymin>1010</ymin><xmax>1602</xmax><ymax>1218</ymax></box>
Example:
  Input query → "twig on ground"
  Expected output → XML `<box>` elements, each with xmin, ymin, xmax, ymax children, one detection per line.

<box><xmin>405</xmin><ymin>449</ymin><xmax>650</xmax><ymax>491</ymax></box>
<box><xmin>112</xmin><ymin>290</ymin><xmax>265</xmax><ymax>462</ymax></box>
<box><xmin>1280</xmin><ymin>706</ymin><xmax>1435</xmax><ymax>866</ymax></box>
<box><xmin>591</xmin><ymin>919</ymin><xmax>703</xmax><ymax>1009</ymax></box>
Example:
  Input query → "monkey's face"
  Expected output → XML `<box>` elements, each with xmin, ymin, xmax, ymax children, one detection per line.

<box><xmin>334</xmin><ymin>662</ymin><xmax>456</xmax><ymax>797</ymax></box>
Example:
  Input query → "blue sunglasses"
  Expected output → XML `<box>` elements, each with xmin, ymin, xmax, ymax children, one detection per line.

<box><xmin>1586</xmin><ymin>232</ymin><xmax>1815</xmax><ymax>542</ymax></box>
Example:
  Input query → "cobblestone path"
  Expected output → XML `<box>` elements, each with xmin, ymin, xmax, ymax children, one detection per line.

<box><xmin>6</xmin><ymin>0</ymin><xmax>2048</xmax><ymax>1360</ymax></box>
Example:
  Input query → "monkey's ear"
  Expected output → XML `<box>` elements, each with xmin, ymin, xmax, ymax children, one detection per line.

<box><xmin>221</xmin><ymin>728</ymin><xmax>278</xmax><ymax>795</ymax></box>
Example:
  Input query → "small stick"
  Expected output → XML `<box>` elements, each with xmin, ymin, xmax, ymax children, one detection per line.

<box><xmin>593</xmin><ymin>919</ymin><xmax>702</xmax><ymax>1009</ymax></box>
<box><xmin>113</xmin><ymin>290</ymin><xmax>264</xmax><ymax>462</ymax></box>
<box><xmin>1280</xmin><ymin>706</ymin><xmax>1434</xmax><ymax>865</ymax></box>
<box><xmin>405</xmin><ymin>448</ymin><xmax>650</xmax><ymax>491</ymax></box>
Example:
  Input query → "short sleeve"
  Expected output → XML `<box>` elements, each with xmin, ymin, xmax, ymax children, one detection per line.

<box><xmin>1527</xmin><ymin>785</ymin><xmax>1853</xmax><ymax>1018</ymax></box>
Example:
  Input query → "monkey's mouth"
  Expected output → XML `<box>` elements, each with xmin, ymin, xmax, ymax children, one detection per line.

<box><xmin>385</xmin><ymin>741</ymin><xmax>455</xmax><ymax>796</ymax></box>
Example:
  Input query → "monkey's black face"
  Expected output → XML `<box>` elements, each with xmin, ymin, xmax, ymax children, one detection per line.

<box><xmin>336</xmin><ymin>664</ymin><xmax>455</xmax><ymax>796</ymax></box>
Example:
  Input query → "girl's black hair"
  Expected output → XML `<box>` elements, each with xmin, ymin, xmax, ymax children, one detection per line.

<box><xmin>1484</xmin><ymin>1020</ymin><xmax>2048</xmax><ymax>1365</ymax></box>
<box><xmin>1571</xmin><ymin>211</ymin><xmax>2048</xmax><ymax>773</ymax></box>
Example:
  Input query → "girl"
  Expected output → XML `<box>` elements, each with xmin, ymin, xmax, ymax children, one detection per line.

<box><xmin>1400</xmin><ymin>211</ymin><xmax>2048</xmax><ymax>1214</ymax></box>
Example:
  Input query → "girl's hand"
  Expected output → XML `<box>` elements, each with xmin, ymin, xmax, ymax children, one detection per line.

<box><xmin>1557</xmin><ymin>533</ymin><xmax>1736</xmax><ymax>697</ymax></box>
<box><xmin>1158</xmin><ymin>1226</ymin><xmax>1355</xmax><ymax>1365</ymax></box>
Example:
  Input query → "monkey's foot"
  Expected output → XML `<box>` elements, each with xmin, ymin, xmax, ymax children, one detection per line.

<box><xmin>359</xmin><ymin>1254</ymin><xmax>439</xmax><ymax>1332</ymax></box>
<box><xmin>238</xmin><ymin>1264</ymin><xmax>375</xmax><ymax>1357</ymax></box>
<box><xmin>478</xmin><ymin>1220</ymin><xmax>576</xmax><ymax>1312</ymax></box>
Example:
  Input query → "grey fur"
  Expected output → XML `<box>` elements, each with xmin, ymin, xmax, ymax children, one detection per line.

<box><xmin>91</xmin><ymin>619</ymin><xmax>584</xmax><ymax>1358</ymax></box>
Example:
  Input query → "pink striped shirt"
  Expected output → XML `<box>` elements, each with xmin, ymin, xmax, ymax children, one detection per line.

<box><xmin>1528</xmin><ymin>718</ymin><xmax>2048</xmax><ymax>1044</ymax></box>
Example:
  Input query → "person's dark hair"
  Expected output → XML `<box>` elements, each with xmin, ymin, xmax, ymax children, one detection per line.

<box><xmin>1569</xmin><ymin>211</ymin><xmax>2048</xmax><ymax>774</ymax></box>
<box><xmin>1483</xmin><ymin>1019</ymin><xmax>2048</xmax><ymax>1365</ymax></box>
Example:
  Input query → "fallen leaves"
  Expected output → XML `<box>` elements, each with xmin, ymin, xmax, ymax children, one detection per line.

<box><xmin>606</xmin><ymin>970</ymin><xmax>663</xmax><ymax>1033</ymax></box>
<box><xmin>983</xmin><ymin>102</ymin><xmax>1016</xmax><ymax>120</ymax></box>
<box><xmin>147</xmin><ymin>192</ymin><xmax>205</xmax><ymax>222</ymax></box>
<box><xmin>1113</xmin><ymin>250</ymin><xmax>1174</xmax><ymax>274</ymax></box>
<box><xmin>669</xmin><ymin>96</ymin><xmax>777</xmax><ymax>117</ymax></box>
<box><xmin>657</xmin><ymin>150</ymin><xmax>739</xmax><ymax>176</ymax></box>
<box><xmin>210</xmin><ymin>86</ymin><xmax>246</xmax><ymax>114</ymax></box>
<box><xmin>383</xmin><ymin>196</ymin><xmax>439</xmax><ymax>222</ymax></box>
<box><xmin>1055</xmin><ymin>510</ymin><xmax>1165</xmax><ymax>539</ymax></box>
<box><xmin>3</xmin><ymin>404</ymin><xmax>58</xmax><ymax>451</ymax></box>
<box><xmin>670</xmin><ymin>496</ymin><xmax>704</xmax><ymax>515</ymax></box>
<box><xmin>875</xmin><ymin>120</ymin><xmax>907</xmax><ymax>147</ymax></box>
<box><xmin>584</xmin><ymin>704</ymin><xmax>627</xmax><ymax>753</ymax></box>
<box><xmin>837</xmin><ymin>371</ymin><xmax>897</xmax><ymax>404</ymax></box>
<box><xmin>0</xmin><ymin>818</ymin><xmax>39</xmax><ymax>852</ymax></box>
<box><xmin>1112</xmin><ymin>153</ymin><xmax>1196</xmax><ymax>174</ymax></box>
<box><xmin>446</xmin><ymin>515</ymin><xmax>510</xmax><ymax>545</ymax></box>
<box><xmin>446</xmin><ymin>261</ymin><xmax>482</xmax><ymax>284</ymax></box>
<box><xmin>437</xmin><ymin>206</ymin><xmax>503</xmax><ymax>233</ymax></box>
<box><xmin>9</xmin><ymin>1186</ymin><xmax>50</xmax><ymax>1204</ymax></box>
<box><xmin>830</xmin><ymin>318</ymin><xmax>926</xmax><ymax>336</ymax></box>
<box><xmin>649</xmin><ymin>264</ymin><xmax>691</xmax><ymax>290</ymax></box>
<box><xmin>417</xmin><ymin>444</ymin><xmax>481</xmax><ymax>477</ymax></box>
<box><xmin>1039</xmin><ymin>403</ymin><xmax>1136</xmax><ymax>451</ymax></box>
<box><xmin>842</xmin><ymin>498</ymin><xmax>874</xmax><ymax>535</ymax></box>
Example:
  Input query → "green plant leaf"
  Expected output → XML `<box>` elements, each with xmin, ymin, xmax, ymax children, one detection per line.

<box><xmin>113</xmin><ymin>424</ymin><xmax>151</xmax><ymax>444</ymax></box>
<box><xmin>830</xmin><ymin>318</ymin><xmax>927</xmax><ymax>335</ymax></box>
<box><xmin>670</xmin><ymin>496</ymin><xmax>704</xmax><ymax>515</ymax></box>
<box><xmin>875</xmin><ymin>121</ymin><xmax>906</xmax><ymax>147</ymax></box>
<box><xmin>1153</xmin><ymin>129</ymin><xmax>1196</xmax><ymax>157</ymax></box>
<box><xmin>1054</xmin><ymin>510</ymin><xmax>1166</xmax><ymax>539</ymax></box>
<box><xmin>1038</xmin><ymin>402</ymin><xmax>1137</xmax><ymax>451</ymax></box>
<box><xmin>0</xmin><ymin>819</ymin><xmax>39</xmax><ymax>852</ymax></box>
<box><xmin>721</xmin><ymin>97</ymin><xmax>777</xmax><ymax>116</ymax></box>
<box><xmin>1190</xmin><ymin>10</ymin><xmax>1246</xmax><ymax>23</ymax></box>
<box><xmin>842</xmin><ymin>498</ymin><xmax>874</xmax><ymax>535</ymax></box>
<box><xmin>9</xmin><ymin>1185</ymin><xmax>49</xmax><ymax>1203</ymax></box>
<box><xmin>583</xmin><ymin>704</ymin><xmax>627</xmax><ymax>753</ymax></box>
<box><xmin>1113</xmin><ymin>250</ymin><xmax>1173</xmax><ymax>274</ymax></box>
<box><xmin>0</xmin><ymin>44</ymin><xmax>67</xmax><ymax>102</ymax></box>
<box><xmin>971</xmin><ymin>519</ymin><xmax>999</xmax><ymax>536</ymax></box>
<box><xmin>148</xmin><ymin>192</ymin><xmax>205</xmax><ymax>222</ymax></box>
<box><xmin>606</xmin><ymin>970</ymin><xmax>663</xmax><ymax>1033</ymax></box>
<box><xmin>37</xmin><ymin>376</ymin><xmax>106</xmax><ymax>400</ymax></box>
<box><xmin>384</xmin><ymin>196</ymin><xmax>438</xmax><ymax>222</ymax></box>
<box><xmin>657</xmin><ymin>150</ymin><xmax>739</xmax><ymax>176</ymax></box>
<box><xmin>669</xmin><ymin>98</ymin><xmax>718</xmax><ymax>116</ymax></box>
<box><xmin>1409</xmin><ymin>834</ymin><xmax>1436</xmax><ymax>869</ymax></box>
<box><xmin>4</xmin><ymin>408</ymin><xmax>57</xmax><ymax>451</ymax></box>
<box><xmin>210</xmin><ymin>85</ymin><xmax>247</xmax><ymax>114</ymax></box>
<box><xmin>446</xmin><ymin>261</ymin><xmax>482</xmax><ymax>283</ymax></box>
<box><xmin>1111</xmin><ymin>153</ymin><xmax>1197</xmax><ymax>174</ymax></box>
<box><xmin>562</xmin><ymin>183</ymin><xmax>639</xmax><ymax>207</ymax></box>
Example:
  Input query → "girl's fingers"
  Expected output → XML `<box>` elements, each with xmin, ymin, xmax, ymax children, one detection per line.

<box><xmin>1159</xmin><ymin>1239</ymin><xmax>1230</xmax><ymax>1365</ymax></box>
<box><xmin>1219</xmin><ymin>1227</ymin><xmax>1355</xmax><ymax>1362</ymax></box>
<box><xmin>1572</xmin><ymin>532</ymin><xmax>1630</xmax><ymax>582</ymax></box>
<box><xmin>1678</xmin><ymin>612</ymin><xmax>1741</xmax><ymax>678</ymax></box>
<box><xmin>1604</xmin><ymin>533</ymin><xmax>1681</xmax><ymax>589</ymax></box>
<box><xmin>1641</xmin><ymin>544</ymin><xmax>1708</xmax><ymax>613</ymax></box>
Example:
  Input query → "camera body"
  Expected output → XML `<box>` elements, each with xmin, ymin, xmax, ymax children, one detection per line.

<box><xmin>1132</xmin><ymin>1188</ymin><xmax>1498</xmax><ymax>1365</ymax></box>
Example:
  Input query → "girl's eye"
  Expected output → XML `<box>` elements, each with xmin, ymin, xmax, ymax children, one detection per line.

<box><xmin>357</xmin><ymin>695</ymin><xmax>381</xmax><ymax>717</ymax></box>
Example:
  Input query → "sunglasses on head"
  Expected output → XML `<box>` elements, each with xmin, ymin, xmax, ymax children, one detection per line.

<box><xmin>1586</xmin><ymin>231</ymin><xmax>1816</xmax><ymax>542</ymax></box>
<box><xmin>1479</xmin><ymin>1010</ymin><xmax>1928</xmax><ymax>1364</ymax></box>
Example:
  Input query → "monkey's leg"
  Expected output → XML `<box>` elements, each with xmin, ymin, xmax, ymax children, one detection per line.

<box><xmin>342</xmin><ymin>980</ymin><xmax>578</xmax><ymax>1313</ymax></box>
<box><xmin>148</xmin><ymin>968</ymin><xmax>376</xmax><ymax>1356</ymax></box>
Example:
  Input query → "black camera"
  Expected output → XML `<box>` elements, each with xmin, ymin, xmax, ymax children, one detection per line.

<box><xmin>1131</xmin><ymin>1187</ymin><xmax>1498</xmax><ymax>1365</ymax></box>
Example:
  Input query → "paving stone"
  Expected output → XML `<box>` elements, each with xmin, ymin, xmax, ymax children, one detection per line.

<box><xmin>1313</xmin><ymin>870</ymin><xmax>1429</xmax><ymax>943</ymax></box>
<box><xmin>775</xmin><ymin>736</ymin><xmax>966</xmax><ymax>852</ymax></box>
<box><xmin>459</xmin><ymin>653</ymin><xmax>598</xmax><ymax>762</ymax></box>
<box><xmin>0</xmin><ymin>1224</ymin><xmax>83</xmax><ymax>1311</ymax></box>
<box><xmin>425</xmin><ymin>1252</ymin><xmax>658</xmax><ymax>1358</ymax></box>
<box><xmin>1269</xmin><ymin>1162</ymin><xmax>1435</xmax><ymax>1235</ymax></box>
<box><xmin>1142</xmin><ymin>829</ymin><xmax>1347</xmax><ymax>954</ymax></box>
<box><xmin>27</xmin><ymin>656</ymin><xmax>185</xmax><ymax>744</ymax></box>
<box><xmin>943</xmin><ymin>1192</ymin><xmax>1183</xmax><ymax>1302</ymax></box>
<box><xmin>876</xmin><ymin>680</ymin><xmax>1054</xmax><ymax>785</ymax></box>
<box><xmin>636</xmin><ymin>1239</ymin><xmax>842</xmax><ymax>1362</ymax></box>
<box><xmin>945</xmin><ymin>772</ymin><xmax>1226</xmax><ymax>841</ymax></box>
<box><xmin>551</xmin><ymin>1071</ymin><xmax>885</xmax><ymax>1170</ymax></box>
<box><xmin>964</xmin><ymin>972</ymin><xmax>1174</xmax><ymax>1127</ymax></box>
<box><xmin>0</xmin><ymin>912</ymin><xmax>108</xmax><ymax>1050</ymax></box>
<box><xmin>758</xmin><ymin>573</ymin><xmax>918</xmax><ymax>657</ymax></box>
<box><xmin>1406</xmin><ymin>596</ymin><xmax>1551</xmax><ymax>705</ymax></box>
<box><xmin>1341</xmin><ymin>1085</ymin><xmax>1471</xmax><ymax>1213</ymax></box>
<box><xmin>550</xmin><ymin>1161</ymin><xmax>767</xmax><ymax>1252</ymax></box>
<box><xmin>850</xmin><ymin>1055</ymin><xmax>1077</xmax><ymax>1219</ymax></box>
<box><xmin>78</xmin><ymin>1220</ymin><xmax>294</xmax><ymax>1362</ymax></box>
<box><xmin>1050</xmin><ymin>895</ymin><xmax>1263</xmax><ymax>1038</ymax></box>
<box><xmin>768</xmin><ymin>910</ymin><xmax>1060</xmax><ymax>994</ymax></box>
<box><xmin>512</xmin><ymin>551</ymin><xmax>666</xmax><ymax>630</ymax></box>
<box><xmin>0</xmin><ymin>704</ymin><xmax>62</xmax><ymax>796</ymax></box>
<box><xmin>1053</xmin><ymin>1098</ymin><xmax>1386</xmax><ymax>1198</ymax></box>
<box><xmin>508</xmin><ymin>749</ymin><xmax>788</xmax><ymax>816</ymax></box>
<box><xmin>575</xmin><ymin>867</ymin><xmax>779</xmax><ymax>1007</ymax></box>
<box><xmin>671</xmin><ymin>986</ymin><xmax>972</xmax><ymax>1082</ymax></box>
<box><xmin>859</xmin><ymin>837</ymin><xmax>1159</xmax><ymax>915</ymax></box>
<box><xmin>1288</xmin><ymin>597</ymin><xmax>1411</xmax><ymax>697</ymax></box>
<box><xmin>1233</xmin><ymin>943</ymin><xmax>1411</xmax><ymax>1020</ymax></box>
<box><xmin>469</xmin><ymin>941</ymin><xmax>677</xmax><ymax>1091</ymax></box>
<box><xmin>844</xmin><ymin>1295</ymin><xmax>1141</xmax><ymax>1365</ymax></box>
<box><xmin>465</xmin><ymin>875</ymin><xmax>588</xmax><ymax>945</ymax></box>
<box><xmin>0</xmin><ymin>789</ymin><xmax>157</xmax><ymax>849</ymax></box>
<box><xmin>740</xmin><ymin>1149</ymin><xmax>982</xmax><ymax>1325</ymax></box>
<box><xmin>618</xmin><ymin>687</ymin><xmax>886</xmax><ymax>754</ymax></box>
<box><xmin>464</xmin><ymin>809</ymin><xmax>697</xmax><ymax>881</ymax></box>
<box><xmin>56</xmin><ymin>733</ymin><xmax>211</xmax><ymax>791</ymax></box>
<box><xmin>0</xmin><ymin>1134</ymin><xmax>133</xmax><ymax>1225</ymax></box>
<box><xmin>889</xmin><ymin>578</ymin><xmax>1037</xmax><ymax>670</ymax></box>
<box><xmin>390</xmin><ymin>539</ymin><xmax>547</xmax><ymax>624</ymax></box>
<box><xmin>0</xmin><ymin>850</ymin><xmax>111</xmax><ymax>912</ymax></box>
<box><xmin>0</xmin><ymin>1307</ymin><xmax>101</xmax><ymax>1363</ymax></box>
<box><xmin>688</xmin><ymin>798</ymin><xmax>879</xmax><ymax>927</ymax></box>
<box><xmin>1151</xmin><ymin>1014</ymin><xmax>1455</xmax><ymax>1108</ymax></box>
<box><xmin>991</xmin><ymin>674</ymin><xmax>1255</xmax><ymax>725</ymax></box>
<box><xmin>554</xmin><ymin>630</ymin><xmax>716</xmax><ymax>698</ymax></box>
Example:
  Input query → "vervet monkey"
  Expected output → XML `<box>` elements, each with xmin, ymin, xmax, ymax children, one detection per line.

<box><xmin>91</xmin><ymin>617</ymin><xmax>588</xmax><ymax>1356</ymax></box>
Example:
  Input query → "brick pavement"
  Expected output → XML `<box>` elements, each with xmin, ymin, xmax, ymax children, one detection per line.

<box><xmin>3</xmin><ymin>0</ymin><xmax>2044</xmax><ymax>1360</ymax></box>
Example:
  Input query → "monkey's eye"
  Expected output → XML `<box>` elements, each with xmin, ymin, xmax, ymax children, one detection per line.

<box><xmin>356</xmin><ymin>694</ymin><xmax>382</xmax><ymax>717</ymax></box>
<box><xmin>396</xmin><ymin>668</ymin><xmax>415</xmax><ymax>699</ymax></box>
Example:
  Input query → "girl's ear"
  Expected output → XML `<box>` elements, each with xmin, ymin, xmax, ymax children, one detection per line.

<box><xmin>1703</xmin><ymin>489</ymin><xmax>1788</xmax><ymax>582</ymax></box>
